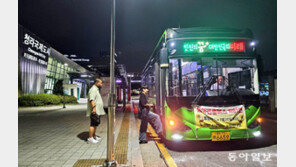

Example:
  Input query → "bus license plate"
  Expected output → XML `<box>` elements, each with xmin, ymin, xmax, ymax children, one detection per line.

<box><xmin>211</xmin><ymin>131</ymin><xmax>230</xmax><ymax>141</ymax></box>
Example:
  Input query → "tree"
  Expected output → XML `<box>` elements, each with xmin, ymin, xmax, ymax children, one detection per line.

<box><xmin>53</xmin><ymin>79</ymin><xmax>64</xmax><ymax>95</ymax></box>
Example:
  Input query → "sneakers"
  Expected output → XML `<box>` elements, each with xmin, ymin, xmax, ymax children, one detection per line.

<box><xmin>94</xmin><ymin>135</ymin><xmax>102</xmax><ymax>141</ymax></box>
<box><xmin>87</xmin><ymin>137</ymin><xmax>98</xmax><ymax>144</ymax></box>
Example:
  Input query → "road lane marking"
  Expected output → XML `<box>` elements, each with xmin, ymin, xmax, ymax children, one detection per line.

<box><xmin>148</xmin><ymin>125</ymin><xmax>177</xmax><ymax>167</ymax></box>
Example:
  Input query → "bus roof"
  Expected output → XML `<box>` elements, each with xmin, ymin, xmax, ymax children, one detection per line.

<box><xmin>142</xmin><ymin>27</ymin><xmax>255</xmax><ymax>75</ymax></box>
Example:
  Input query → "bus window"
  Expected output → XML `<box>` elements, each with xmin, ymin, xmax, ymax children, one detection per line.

<box><xmin>205</xmin><ymin>59</ymin><xmax>258</xmax><ymax>96</ymax></box>
<box><xmin>168</xmin><ymin>58</ymin><xmax>259</xmax><ymax>97</ymax></box>
<box><xmin>169</xmin><ymin>58</ymin><xmax>204</xmax><ymax>97</ymax></box>
<box><xmin>169</xmin><ymin>59</ymin><xmax>181</xmax><ymax>96</ymax></box>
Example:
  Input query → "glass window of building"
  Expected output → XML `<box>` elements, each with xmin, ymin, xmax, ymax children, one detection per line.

<box><xmin>44</xmin><ymin>56</ymin><xmax>80</xmax><ymax>94</ymax></box>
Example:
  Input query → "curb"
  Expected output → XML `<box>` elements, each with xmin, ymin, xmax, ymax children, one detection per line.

<box><xmin>147</xmin><ymin>126</ymin><xmax>177</xmax><ymax>167</ymax></box>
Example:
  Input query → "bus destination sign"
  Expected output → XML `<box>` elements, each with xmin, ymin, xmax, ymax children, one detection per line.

<box><xmin>183</xmin><ymin>41</ymin><xmax>245</xmax><ymax>53</ymax></box>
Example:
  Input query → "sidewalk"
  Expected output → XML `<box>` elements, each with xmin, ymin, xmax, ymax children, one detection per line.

<box><xmin>18</xmin><ymin>103</ymin><xmax>145</xmax><ymax>167</ymax></box>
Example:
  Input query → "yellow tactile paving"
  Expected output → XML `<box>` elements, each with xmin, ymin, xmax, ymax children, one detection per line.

<box><xmin>148</xmin><ymin>125</ymin><xmax>178</xmax><ymax>167</ymax></box>
<box><xmin>114</xmin><ymin>111</ymin><xmax>130</xmax><ymax>164</ymax></box>
<box><xmin>73</xmin><ymin>158</ymin><xmax>105</xmax><ymax>167</ymax></box>
<box><xmin>74</xmin><ymin>112</ymin><xmax>130</xmax><ymax>166</ymax></box>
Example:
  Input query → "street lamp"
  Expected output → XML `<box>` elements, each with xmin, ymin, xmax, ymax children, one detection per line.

<box><xmin>63</xmin><ymin>95</ymin><xmax>66</xmax><ymax>108</ymax></box>
<box><xmin>63</xmin><ymin>63</ymin><xmax>68</xmax><ymax>109</ymax></box>
<box><xmin>105</xmin><ymin>0</ymin><xmax>116</xmax><ymax>166</ymax></box>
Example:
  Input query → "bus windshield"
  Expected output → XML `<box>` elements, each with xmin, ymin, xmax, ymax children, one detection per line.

<box><xmin>168</xmin><ymin>57</ymin><xmax>259</xmax><ymax>97</ymax></box>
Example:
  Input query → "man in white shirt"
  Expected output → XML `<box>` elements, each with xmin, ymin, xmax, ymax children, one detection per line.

<box><xmin>210</xmin><ymin>75</ymin><xmax>226</xmax><ymax>90</ymax></box>
<box><xmin>86</xmin><ymin>78</ymin><xmax>106</xmax><ymax>144</ymax></box>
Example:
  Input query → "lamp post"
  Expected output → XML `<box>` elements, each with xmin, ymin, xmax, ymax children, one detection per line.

<box><xmin>63</xmin><ymin>63</ymin><xmax>68</xmax><ymax>109</ymax></box>
<box><xmin>63</xmin><ymin>94</ymin><xmax>66</xmax><ymax>108</ymax></box>
<box><xmin>105</xmin><ymin>0</ymin><xmax>116</xmax><ymax>166</ymax></box>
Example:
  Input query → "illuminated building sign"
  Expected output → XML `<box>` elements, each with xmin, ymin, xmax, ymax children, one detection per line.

<box><xmin>183</xmin><ymin>41</ymin><xmax>245</xmax><ymax>53</ymax></box>
<box><xmin>19</xmin><ymin>25</ymin><xmax>50</xmax><ymax>67</ymax></box>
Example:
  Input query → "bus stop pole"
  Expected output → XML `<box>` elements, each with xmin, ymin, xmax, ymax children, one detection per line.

<box><xmin>105</xmin><ymin>0</ymin><xmax>116</xmax><ymax>166</ymax></box>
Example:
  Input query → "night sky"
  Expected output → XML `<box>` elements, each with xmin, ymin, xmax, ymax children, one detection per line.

<box><xmin>19</xmin><ymin>0</ymin><xmax>277</xmax><ymax>72</ymax></box>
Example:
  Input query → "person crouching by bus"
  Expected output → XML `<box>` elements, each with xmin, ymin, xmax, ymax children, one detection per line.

<box><xmin>138</xmin><ymin>86</ymin><xmax>163</xmax><ymax>144</ymax></box>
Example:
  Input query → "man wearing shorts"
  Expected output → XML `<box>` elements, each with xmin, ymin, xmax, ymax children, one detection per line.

<box><xmin>86</xmin><ymin>78</ymin><xmax>106</xmax><ymax>144</ymax></box>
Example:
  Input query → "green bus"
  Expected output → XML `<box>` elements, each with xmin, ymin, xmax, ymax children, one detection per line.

<box><xmin>141</xmin><ymin>27</ymin><xmax>262</xmax><ymax>142</ymax></box>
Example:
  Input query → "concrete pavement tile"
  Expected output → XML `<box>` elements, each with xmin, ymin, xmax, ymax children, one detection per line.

<box><xmin>53</xmin><ymin>153</ymin><xmax>64</xmax><ymax>157</ymax></box>
<box><xmin>36</xmin><ymin>156</ymin><xmax>50</xmax><ymax>161</ymax></box>
<box><xmin>63</xmin><ymin>152</ymin><xmax>74</xmax><ymax>156</ymax></box>
<box><xmin>92</xmin><ymin>152</ymin><xmax>101</xmax><ymax>156</ymax></box>
<box><xmin>44</xmin><ymin>152</ymin><xmax>56</xmax><ymax>157</ymax></box>
<box><xmin>74</xmin><ymin>151</ymin><xmax>86</xmax><ymax>155</ymax></box>
<box><xmin>29</xmin><ymin>161</ymin><xmax>44</xmax><ymax>166</ymax></box>
<box><xmin>63</xmin><ymin>159</ymin><xmax>77</xmax><ymax>166</ymax></box>
<box><xmin>58</xmin><ymin>150</ymin><xmax>68</xmax><ymax>154</ymax></box>
<box><xmin>90</xmin><ymin>155</ymin><xmax>102</xmax><ymax>159</ymax></box>
<box><xmin>20</xmin><ymin>154</ymin><xmax>33</xmax><ymax>159</ymax></box>
<box><xmin>40</xmin><ymin>160</ymin><xmax>56</xmax><ymax>165</ymax></box>
<box><xmin>18</xmin><ymin>161</ymin><xmax>32</xmax><ymax>166</ymax></box>
<box><xmin>26</xmin><ymin>156</ymin><xmax>40</xmax><ymax>162</ymax></box>
<box><xmin>51</xmin><ymin>160</ymin><xmax>67</xmax><ymax>166</ymax></box>
<box><xmin>68</xmin><ymin>155</ymin><xmax>83</xmax><ymax>160</ymax></box>
<box><xmin>62</xmin><ymin>165</ymin><xmax>73</xmax><ymax>167</ymax></box>
<box><xmin>41</xmin><ymin>148</ymin><xmax>52</xmax><ymax>152</ymax></box>
<box><xmin>48</xmin><ymin>156</ymin><xmax>60</xmax><ymax>160</ymax></box>
<box><xmin>60</xmin><ymin>155</ymin><xmax>74</xmax><ymax>160</ymax></box>
<box><xmin>72</xmin><ymin>151</ymin><xmax>85</xmax><ymax>155</ymax></box>
<box><xmin>79</xmin><ymin>155</ymin><xmax>93</xmax><ymax>159</ymax></box>
<box><xmin>82</xmin><ymin>153</ymin><xmax>94</xmax><ymax>157</ymax></box>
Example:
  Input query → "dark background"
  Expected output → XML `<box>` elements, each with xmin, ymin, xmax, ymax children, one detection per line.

<box><xmin>19</xmin><ymin>0</ymin><xmax>276</xmax><ymax>72</ymax></box>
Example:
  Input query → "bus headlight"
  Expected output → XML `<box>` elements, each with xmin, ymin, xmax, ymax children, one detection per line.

<box><xmin>250</xmin><ymin>41</ymin><xmax>256</xmax><ymax>46</ymax></box>
<box><xmin>256</xmin><ymin>117</ymin><xmax>262</xmax><ymax>123</ymax></box>
<box><xmin>170</xmin><ymin>42</ymin><xmax>175</xmax><ymax>47</ymax></box>
<box><xmin>253</xmin><ymin>131</ymin><xmax>261</xmax><ymax>137</ymax></box>
<box><xmin>248</xmin><ymin>117</ymin><xmax>262</xmax><ymax>129</ymax></box>
<box><xmin>166</xmin><ymin>117</ymin><xmax>191</xmax><ymax>131</ymax></box>
<box><xmin>169</xmin><ymin>120</ymin><xmax>175</xmax><ymax>126</ymax></box>
<box><xmin>171</xmin><ymin>134</ymin><xmax>183</xmax><ymax>141</ymax></box>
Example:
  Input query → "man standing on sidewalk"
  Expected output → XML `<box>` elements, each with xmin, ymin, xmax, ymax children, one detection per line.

<box><xmin>86</xmin><ymin>78</ymin><xmax>106</xmax><ymax>144</ymax></box>
<box><xmin>138</xmin><ymin>86</ymin><xmax>163</xmax><ymax>144</ymax></box>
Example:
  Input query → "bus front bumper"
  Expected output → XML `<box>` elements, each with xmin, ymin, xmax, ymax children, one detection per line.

<box><xmin>166</xmin><ymin>126</ymin><xmax>262</xmax><ymax>141</ymax></box>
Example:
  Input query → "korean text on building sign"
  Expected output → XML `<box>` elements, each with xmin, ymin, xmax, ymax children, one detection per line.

<box><xmin>23</xmin><ymin>33</ymin><xmax>50</xmax><ymax>55</ymax></box>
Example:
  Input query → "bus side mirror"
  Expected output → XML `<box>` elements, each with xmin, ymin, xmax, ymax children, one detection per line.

<box><xmin>160</xmin><ymin>47</ymin><xmax>169</xmax><ymax>68</ymax></box>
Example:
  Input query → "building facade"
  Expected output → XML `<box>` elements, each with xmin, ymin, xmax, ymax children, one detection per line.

<box><xmin>18</xmin><ymin>25</ymin><xmax>93</xmax><ymax>99</ymax></box>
